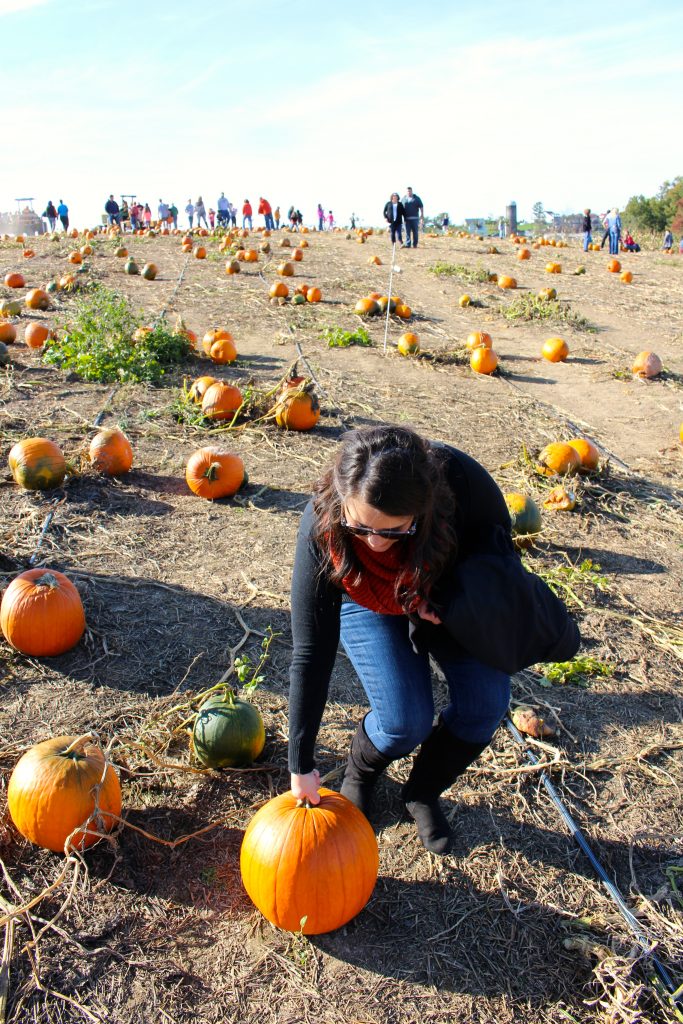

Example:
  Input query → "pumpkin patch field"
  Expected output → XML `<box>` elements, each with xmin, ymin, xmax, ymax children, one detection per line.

<box><xmin>0</xmin><ymin>226</ymin><xmax>682</xmax><ymax>1024</ymax></box>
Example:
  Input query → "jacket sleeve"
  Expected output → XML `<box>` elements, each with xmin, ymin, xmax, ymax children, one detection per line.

<box><xmin>288</xmin><ymin>502</ymin><xmax>342</xmax><ymax>774</ymax></box>
<box><xmin>436</xmin><ymin>524</ymin><xmax>580</xmax><ymax>674</ymax></box>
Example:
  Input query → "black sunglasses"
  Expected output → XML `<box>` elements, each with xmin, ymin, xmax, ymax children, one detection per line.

<box><xmin>340</xmin><ymin>514</ymin><xmax>417</xmax><ymax>540</ymax></box>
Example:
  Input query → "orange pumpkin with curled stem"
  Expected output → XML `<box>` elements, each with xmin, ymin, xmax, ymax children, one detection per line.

<box><xmin>275</xmin><ymin>377</ymin><xmax>320</xmax><ymax>431</ymax></box>
<box><xmin>201</xmin><ymin>382</ymin><xmax>243</xmax><ymax>421</ymax></box>
<box><xmin>240</xmin><ymin>788</ymin><xmax>378</xmax><ymax>934</ymax></box>
<box><xmin>0</xmin><ymin>568</ymin><xmax>85</xmax><ymax>656</ymax></box>
<box><xmin>7</xmin><ymin>732</ymin><xmax>121</xmax><ymax>852</ymax></box>
<box><xmin>89</xmin><ymin>427</ymin><xmax>133</xmax><ymax>476</ymax></box>
<box><xmin>185</xmin><ymin>447</ymin><xmax>244</xmax><ymax>499</ymax></box>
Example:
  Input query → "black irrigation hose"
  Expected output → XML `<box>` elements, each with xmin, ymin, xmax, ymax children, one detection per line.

<box><xmin>505</xmin><ymin>717</ymin><xmax>682</xmax><ymax>1006</ymax></box>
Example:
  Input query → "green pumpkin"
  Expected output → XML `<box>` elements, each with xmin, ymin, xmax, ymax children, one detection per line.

<box><xmin>124</xmin><ymin>259</ymin><xmax>140</xmax><ymax>276</ymax></box>
<box><xmin>192</xmin><ymin>689</ymin><xmax>265</xmax><ymax>769</ymax></box>
<box><xmin>46</xmin><ymin>280</ymin><xmax>59</xmax><ymax>293</ymax></box>
<box><xmin>292</xmin><ymin>293</ymin><xmax>305</xmax><ymax>305</ymax></box>
<box><xmin>504</xmin><ymin>493</ymin><xmax>542</xmax><ymax>542</ymax></box>
<box><xmin>0</xmin><ymin>299</ymin><xmax>22</xmax><ymax>317</ymax></box>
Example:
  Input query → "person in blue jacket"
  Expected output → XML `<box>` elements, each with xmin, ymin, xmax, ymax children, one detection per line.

<box><xmin>401</xmin><ymin>187</ymin><xmax>424</xmax><ymax>248</ymax></box>
<box><xmin>287</xmin><ymin>425</ymin><xmax>580</xmax><ymax>854</ymax></box>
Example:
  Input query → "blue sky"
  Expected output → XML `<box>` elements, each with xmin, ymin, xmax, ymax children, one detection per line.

<box><xmin>2</xmin><ymin>0</ymin><xmax>682</xmax><ymax>228</ymax></box>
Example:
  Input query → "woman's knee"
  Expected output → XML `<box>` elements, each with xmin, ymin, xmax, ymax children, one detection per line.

<box><xmin>366</xmin><ymin>709</ymin><xmax>434</xmax><ymax>758</ymax></box>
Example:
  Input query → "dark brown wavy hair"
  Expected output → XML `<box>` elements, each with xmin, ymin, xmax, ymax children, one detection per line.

<box><xmin>312</xmin><ymin>425</ymin><xmax>458</xmax><ymax>611</ymax></box>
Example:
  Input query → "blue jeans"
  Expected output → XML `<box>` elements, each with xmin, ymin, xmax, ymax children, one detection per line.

<box><xmin>243</xmin><ymin>215</ymin><xmax>253</xmax><ymax>229</ymax></box>
<box><xmin>264</xmin><ymin>212</ymin><xmax>274</xmax><ymax>230</ymax></box>
<box><xmin>583</xmin><ymin>231</ymin><xmax>592</xmax><ymax>251</ymax></box>
<box><xmin>339</xmin><ymin>603</ymin><xmax>510</xmax><ymax>757</ymax></box>
<box><xmin>405</xmin><ymin>218</ymin><xmax>419</xmax><ymax>247</ymax></box>
<box><xmin>609</xmin><ymin>229</ymin><xmax>620</xmax><ymax>255</ymax></box>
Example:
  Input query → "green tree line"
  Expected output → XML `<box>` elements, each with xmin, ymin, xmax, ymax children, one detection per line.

<box><xmin>623</xmin><ymin>177</ymin><xmax>683</xmax><ymax>233</ymax></box>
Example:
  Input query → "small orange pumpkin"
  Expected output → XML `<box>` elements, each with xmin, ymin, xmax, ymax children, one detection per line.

<box><xmin>497</xmin><ymin>275</ymin><xmax>517</xmax><ymax>290</ymax></box>
<box><xmin>269</xmin><ymin>281</ymin><xmax>289</xmax><ymax>299</ymax></box>
<box><xmin>470</xmin><ymin>347</ymin><xmax>499</xmax><ymax>374</ymax></box>
<box><xmin>25</xmin><ymin>289</ymin><xmax>50</xmax><ymax>310</ymax></box>
<box><xmin>24</xmin><ymin>322</ymin><xmax>51</xmax><ymax>349</ymax></box>
<box><xmin>195</xmin><ymin>246</ymin><xmax>207</xmax><ymax>260</ymax></box>
<box><xmin>225</xmin><ymin>259</ymin><xmax>241</xmax><ymax>275</ymax></box>
<box><xmin>466</xmin><ymin>331</ymin><xmax>492</xmax><ymax>350</ymax></box>
<box><xmin>541</xmin><ymin>337</ymin><xmax>569</xmax><ymax>363</ymax></box>
<box><xmin>4</xmin><ymin>272</ymin><xmax>25</xmax><ymax>288</ymax></box>
<box><xmin>278</xmin><ymin>261</ymin><xmax>295</xmax><ymax>277</ymax></box>
<box><xmin>89</xmin><ymin>427</ymin><xmax>133</xmax><ymax>476</ymax></box>
<box><xmin>607</xmin><ymin>258</ymin><xmax>621</xmax><ymax>273</ymax></box>
<box><xmin>0</xmin><ymin>322</ymin><xmax>17</xmax><ymax>343</ymax></box>
<box><xmin>185</xmin><ymin>447</ymin><xmax>244</xmax><ymax>499</ymax></box>
<box><xmin>517</xmin><ymin>248</ymin><xmax>531</xmax><ymax>260</ymax></box>
<box><xmin>275</xmin><ymin>378</ymin><xmax>321</xmax><ymax>430</ymax></box>
<box><xmin>620</xmin><ymin>270</ymin><xmax>633</xmax><ymax>284</ymax></box>
<box><xmin>536</xmin><ymin>442</ymin><xmax>581</xmax><ymax>476</ymax></box>
<box><xmin>0</xmin><ymin>569</ymin><xmax>85</xmax><ymax>657</ymax></box>
<box><xmin>567</xmin><ymin>438</ymin><xmax>600</xmax><ymax>471</ymax></box>
<box><xmin>210</xmin><ymin>336</ymin><xmax>238</xmax><ymax>364</ymax></box>
<box><xmin>397</xmin><ymin>332</ymin><xmax>420</xmax><ymax>356</ymax></box>
<box><xmin>201</xmin><ymin>382</ymin><xmax>243</xmax><ymax>420</ymax></box>
<box><xmin>306</xmin><ymin>287</ymin><xmax>322</xmax><ymax>303</ymax></box>
<box><xmin>632</xmin><ymin>351</ymin><xmax>662</xmax><ymax>378</ymax></box>
<box><xmin>188</xmin><ymin>375</ymin><xmax>217</xmax><ymax>403</ymax></box>
<box><xmin>354</xmin><ymin>297</ymin><xmax>380</xmax><ymax>316</ymax></box>
<box><xmin>68</xmin><ymin>251</ymin><xmax>83</xmax><ymax>265</ymax></box>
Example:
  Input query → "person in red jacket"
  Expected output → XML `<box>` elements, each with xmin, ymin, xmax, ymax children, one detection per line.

<box><xmin>287</xmin><ymin>425</ymin><xmax>580</xmax><ymax>854</ymax></box>
<box><xmin>242</xmin><ymin>200</ymin><xmax>253</xmax><ymax>230</ymax></box>
<box><xmin>258</xmin><ymin>197</ymin><xmax>274</xmax><ymax>231</ymax></box>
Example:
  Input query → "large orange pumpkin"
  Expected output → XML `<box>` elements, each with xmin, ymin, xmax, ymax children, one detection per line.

<box><xmin>209</xmin><ymin>336</ymin><xmax>238</xmax><ymax>364</ymax></box>
<box><xmin>354</xmin><ymin>297</ymin><xmax>380</xmax><ymax>316</ymax></box>
<box><xmin>8</xmin><ymin>437</ymin><xmax>67</xmax><ymax>490</ymax></box>
<box><xmin>0</xmin><ymin>569</ymin><xmax>85</xmax><ymax>657</ymax></box>
<box><xmin>541</xmin><ymin>337</ymin><xmax>569</xmax><ymax>362</ymax></box>
<box><xmin>68</xmin><ymin>251</ymin><xmax>83</xmax><ymax>265</ymax></box>
<box><xmin>201</xmin><ymin>382</ymin><xmax>243</xmax><ymax>420</ymax></box>
<box><xmin>497</xmin><ymin>275</ymin><xmax>517</xmax><ymax>290</ymax></box>
<box><xmin>567</xmin><ymin>438</ymin><xmax>600</xmax><ymax>471</ymax></box>
<box><xmin>536</xmin><ymin>442</ymin><xmax>581</xmax><ymax>476</ymax></box>
<box><xmin>195</xmin><ymin>246</ymin><xmax>207</xmax><ymax>259</ymax></box>
<box><xmin>89</xmin><ymin>427</ymin><xmax>133</xmax><ymax>476</ymax></box>
<box><xmin>0</xmin><ymin>322</ymin><xmax>17</xmax><ymax>343</ymax></box>
<box><xmin>275</xmin><ymin>380</ymin><xmax>321</xmax><ymax>431</ymax></box>
<box><xmin>4</xmin><ymin>272</ymin><xmax>25</xmax><ymax>288</ymax></box>
<box><xmin>240</xmin><ymin>788</ymin><xmax>379</xmax><ymax>934</ymax></box>
<box><xmin>225</xmin><ymin>259</ymin><xmax>241</xmax><ymax>275</ymax></box>
<box><xmin>185</xmin><ymin>447</ymin><xmax>245</xmax><ymax>499</ymax></box>
<box><xmin>7</xmin><ymin>733</ymin><xmax>121</xmax><ymax>852</ymax></box>
<box><xmin>277</xmin><ymin>261</ymin><xmax>295</xmax><ymax>277</ymax></box>
<box><xmin>607</xmin><ymin>258</ymin><xmax>621</xmax><ymax>273</ymax></box>
<box><xmin>306</xmin><ymin>287</ymin><xmax>322</xmax><ymax>303</ymax></box>
<box><xmin>25</xmin><ymin>289</ymin><xmax>50</xmax><ymax>311</ymax></box>
<box><xmin>24</xmin><ymin>321</ymin><xmax>51</xmax><ymax>349</ymax></box>
<box><xmin>269</xmin><ymin>281</ymin><xmax>289</xmax><ymax>299</ymax></box>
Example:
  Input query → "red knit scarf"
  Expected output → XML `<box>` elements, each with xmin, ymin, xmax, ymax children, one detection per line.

<box><xmin>331</xmin><ymin>537</ymin><xmax>419</xmax><ymax>615</ymax></box>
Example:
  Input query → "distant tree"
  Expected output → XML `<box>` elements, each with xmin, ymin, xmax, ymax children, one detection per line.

<box><xmin>532</xmin><ymin>201</ymin><xmax>546</xmax><ymax>227</ymax></box>
<box><xmin>424</xmin><ymin>211</ymin><xmax>448</xmax><ymax>230</ymax></box>
<box><xmin>623</xmin><ymin>177</ymin><xmax>683</xmax><ymax>233</ymax></box>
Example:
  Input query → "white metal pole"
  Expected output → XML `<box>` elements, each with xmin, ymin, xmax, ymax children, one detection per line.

<box><xmin>382</xmin><ymin>239</ymin><xmax>397</xmax><ymax>355</ymax></box>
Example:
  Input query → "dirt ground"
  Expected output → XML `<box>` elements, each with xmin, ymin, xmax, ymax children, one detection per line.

<box><xmin>0</xmin><ymin>227</ymin><xmax>682</xmax><ymax>1024</ymax></box>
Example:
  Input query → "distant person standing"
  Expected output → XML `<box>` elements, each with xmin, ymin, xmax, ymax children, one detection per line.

<box><xmin>229</xmin><ymin>202</ymin><xmax>237</xmax><ymax>228</ymax></box>
<box><xmin>169</xmin><ymin>202</ymin><xmax>178</xmax><ymax>229</ymax></box>
<box><xmin>607</xmin><ymin>208</ymin><xmax>621</xmax><ymax>255</ymax></box>
<box><xmin>258</xmin><ymin>197</ymin><xmax>274</xmax><ymax>230</ymax></box>
<box><xmin>442</xmin><ymin>213</ymin><xmax>450</xmax><ymax>233</ymax></box>
<box><xmin>217</xmin><ymin>192</ymin><xmax>230</xmax><ymax>227</ymax></box>
<box><xmin>662</xmin><ymin>228</ymin><xmax>673</xmax><ymax>251</ymax></box>
<box><xmin>350</xmin><ymin>212</ymin><xmax>357</xmax><ymax>230</ymax></box>
<box><xmin>242</xmin><ymin>199</ymin><xmax>253</xmax><ymax>230</ymax></box>
<box><xmin>43</xmin><ymin>201</ymin><xmax>57</xmax><ymax>232</ymax></box>
<box><xmin>120</xmin><ymin>200</ymin><xmax>130</xmax><ymax>231</ymax></box>
<box><xmin>105</xmin><ymin>194</ymin><xmax>120</xmax><ymax>226</ymax></box>
<box><xmin>582</xmin><ymin>208</ymin><xmax>592</xmax><ymax>251</ymax></box>
<box><xmin>195</xmin><ymin>197</ymin><xmax>208</xmax><ymax>229</ymax></box>
<box><xmin>208</xmin><ymin>208</ymin><xmax>216</xmax><ymax>229</ymax></box>
<box><xmin>402</xmin><ymin>186</ymin><xmax>424</xmax><ymax>248</ymax></box>
<box><xmin>288</xmin><ymin>205</ymin><xmax>297</xmax><ymax>231</ymax></box>
<box><xmin>143</xmin><ymin>203</ymin><xmax>152</xmax><ymax>228</ymax></box>
<box><xmin>158</xmin><ymin>199</ymin><xmax>169</xmax><ymax>225</ymax></box>
<box><xmin>130</xmin><ymin>202</ymin><xmax>140</xmax><ymax>231</ymax></box>
<box><xmin>185</xmin><ymin>199</ymin><xmax>195</xmax><ymax>228</ymax></box>
<box><xmin>317</xmin><ymin>203</ymin><xmax>325</xmax><ymax>230</ymax></box>
<box><xmin>383</xmin><ymin>192</ymin><xmax>405</xmax><ymax>245</ymax></box>
<box><xmin>498</xmin><ymin>218</ymin><xmax>505</xmax><ymax>238</ymax></box>
<box><xmin>274</xmin><ymin>205</ymin><xmax>281</xmax><ymax>229</ymax></box>
<box><xmin>327</xmin><ymin>210</ymin><xmax>335</xmax><ymax>230</ymax></box>
<box><xmin>57</xmin><ymin>200</ymin><xmax>69</xmax><ymax>231</ymax></box>
<box><xmin>599</xmin><ymin>211</ymin><xmax>611</xmax><ymax>250</ymax></box>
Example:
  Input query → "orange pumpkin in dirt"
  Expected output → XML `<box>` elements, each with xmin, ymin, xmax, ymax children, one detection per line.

<box><xmin>466</xmin><ymin>331</ymin><xmax>492</xmax><ymax>351</ymax></box>
<box><xmin>235</xmin><ymin>249</ymin><xmax>247</xmax><ymax>261</ymax></box>
<box><xmin>538</xmin><ymin>287</ymin><xmax>557</xmax><ymax>300</ymax></box>
<box><xmin>567</xmin><ymin>438</ymin><xmax>600</xmax><ymax>471</ymax></box>
<box><xmin>182</xmin><ymin>242</ymin><xmax>193</xmax><ymax>253</ymax></box>
<box><xmin>397</xmin><ymin>332</ymin><xmax>420</xmax><ymax>356</ymax></box>
<box><xmin>395</xmin><ymin>304</ymin><xmax>411</xmax><ymax>319</ymax></box>
<box><xmin>497</xmin><ymin>275</ymin><xmax>517</xmax><ymax>290</ymax></box>
<box><xmin>470</xmin><ymin>347</ymin><xmax>499</xmax><ymax>375</ymax></box>
<box><xmin>536</xmin><ymin>442</ymin><xmax>581</xmax><ymax>476</ymax></box>
<box><xmin>0</xmin><ymin>323</ymin><xmax>17</xmax><ymax>343</ymax></box>
<box><xmin>225</xmin><ymin>259</ymin><xmax>241</xmax><ymax>275</ymax></box>
<box><xmin>542</xmin><ymin>485</ymin><xmax>577</xmax><ymax>511</ymax></box>
<box><xmin>202</xmin><ymin>328</ymin><xmax>234</xmax><ymax>356</ymax></box>
<box><xmin>545</xmin><ymin>262</ymin><xmax>562</xmax><ymax>274</ymax></box>
<box><xmin>24</xmin><ymin>322</ymin><xmax>51</xmax><ymax>349</ymax></box>
<box><xmin>269</xmin><ymin>281</ymin><xmax>289</xmax><ymax>299</ymax></box>
<box><xmin>8</xmin><ymin>437</ymin><xmax>67</xmax><ymax>490</ymax></box>
<box><xmin>68</xmin><ymin>251</ymin><xmax>83</xmax><ymax>265</ymax></box>
<box><xmin>632</xmin><ymin>351</ymin><xmax>662</xmax><ymax>378</ymax></box>
<box><xmin>23</xmin><ymin>249</ymin><xmax>35</xmax><ymax>259</ymax></box>
<box><xmin>275</xmin><ymin>380</ymin><xmax>321</xmax><ymax>431</ymax></box>
<box><xmin>244</xmin><ymin>249</ymin><xmax>258</xmax><ymax>263</ymax></box>
<box><xmin>620</xmin><ymin>270</ymin><xmax>633</xmax><ymax>284</ymax></box>
<box><xmin>185</xmin><ymin>447</ymin><xmax>245</xmax><ymax>499</ymax></box>
<box><xmin>25</xmin><ymin>289</ymin><xmax>50</xmax><ymax>310</ymax></box>
<box><xmin>368</xmin><ymin>255</ymin><xmax>382</xmax><ymax>265</ymax></box>
<box><xmin>607</xmin><ymin>258</ymin><xmax>621</xmax><ymax>273</ymax></box>
<box><xmin>4</xmin><ymin>272</ymin><xmax>25</xmax><ymax>289</ymax></box>
<box><xmin>517</xmin><ymin>248</ymin><xmax>531</xmax><ymax>260</ymax></box>
<box><xmin>210</xmin><ymin>337</ymin><xmax>238</xmax><ymax>364</ymax></box>
<box><xmin>292</xmin><ymin>248</ymin><xmax>304</xmax><ymax>262</ymax></box>
<box><xmin>278</xmin><ymin>261</ymin><xmax>295</xmax><ymax>277</ymax></box>
<box><xmin>541</xmin><ymin>337</ymin><xmax>569</xmax><ymax>363</ymax></box>
<box><xmin>306</xmin><ymin>287</ymin><xmax>322</xmax><ymax>303</ymax></box>
<box><xmin>189</xmin><ymin>376</ymin><xmax>217</xmax><ymax>403</ymax></box>
<box><xmin>195</xmin><ymin>246</ymin><xmax>207</xmax><ymax>260</ymax></box>
<box><xmin>89</xmin><ymin>428</ymin><xmax>133</xmax><ymax>476</ymax></box>
<box><xmin>201</xmin><ymin>382</ymin><xmax>243</xmax><ymax>420</ymax></box>
<box><xmin>6</xmin><ymin>732</ymin><xmax>121</xmax><ymax>852</ymax></box>
<box><xmin>354</xmin><ymin>297</ymin><xmax>380</xmax><ymax>316</ymax></box>
<box><xmin>0</xmin><ymin>568</ymin><xmax>85</xmax><ymax>657</ymax></box>
<box><xmin>80</xmin><ymin>244</ymin><xmax>93</xmax><ymax>256</ymax></box>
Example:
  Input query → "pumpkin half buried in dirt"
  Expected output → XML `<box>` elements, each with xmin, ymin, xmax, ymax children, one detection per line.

<box><xmin>192</xmin><ymin>687</ymin><xmax>265</xmax><ymax>768</ymax></box>
<box><xmin>504</xmin><ymin>493</ymin><xmax>542</xmax><ymax>541</ymax></box>
<box><xmin>240</xmin><ymin>788</ymin><xmax>379</xmax><ymax>934</ymax></box>
<box><xmin>7</xmin><ymin>733</ymin><xmax>121</xmax><ymax>853</ymax></box>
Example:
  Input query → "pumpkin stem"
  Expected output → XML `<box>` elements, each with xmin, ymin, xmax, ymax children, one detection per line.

<box><xmin>62</xmin><ymin>731</ymin><xmax>99</xmax><ymax>757</ymax></box>
<box><xmin>296</xmin><ymin>797</ymin><xmax>316</xmax><ymax>809</ymax></box>
<box><xmin>204</xmin><ymin>462</ymin><xmax>221</xmax><ymax>481</ymax></box>
<box><xmin>34</xmin><ymin>572</ymin><xmax>60</xmax><ymax>590</ymax></box>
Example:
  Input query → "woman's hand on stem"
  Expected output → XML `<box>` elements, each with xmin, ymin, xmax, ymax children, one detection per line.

<box><xmin>291</xmin><ymin>769</ymin><xmax>321</xmax><ymax>804</ymax></box>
